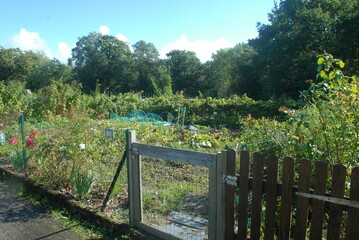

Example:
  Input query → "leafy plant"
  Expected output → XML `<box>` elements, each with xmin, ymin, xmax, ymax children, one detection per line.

<box><xmin>11</xmin><ymin>149</ymin><xmax>26</xmax><ymax>171</ymax></box>
<box><xmin>70</xmin><ymin>167</ymin><xmax>96</xmax><ymax>199</ymax></box>
<box><xmin>300</xmin><ymin>53</ymin><xmax>359</xmax><ymax>166</ymax></box>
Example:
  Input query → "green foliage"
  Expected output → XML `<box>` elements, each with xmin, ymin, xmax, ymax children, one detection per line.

<box><xmin>70</xmin><ymin>167</ymin><xmax>95</xmax><ymax>199</ymax></box>
<box><xmin>2</xmin><ymin>1</ymin><xmax>359</xmax><ymax>100</ymax></box>
<box><xmin>165</xmin><ymin>50</ymin><xmax>203</xmax><ymax>97</ymax></box>
<box><xmin>299</xmin><ymin>53</ymin><xmax>359</xmax><ymax>166</ymax></box>
<box><xmin>0</xmin><ymin>80</ymin><xmax>30</xmax><ymax>114</ymax></box>
<box><xmin>26</xmin><ymin>58</ymin><xmax>74</xmax><ymax>90</ymax></box>
<box><xmin>233</xmin><ymin>53</ymin><xmax>358</xmax><ymax>169</ymax></box>
<box><xmin>150</xmin><ymin>65</ymin><xmax>172</xmax><ymax>96</ymax></box>
<box><xmin>80</xmin><ymin>92</ymin><xmax>117</xmax><ymax>119</ymax></box>
<box><xmin>0</xmin><ymin>47</ymin><xmax>47</xmax><ymax>83</ymax></box>
<box><xmin>11</xmin><ymin>149</ymin><xmax>26</xmax><ymax>171</ymax></box>
<box><xmin>204</xmin><ymin>43</ymin><xmax>259</xmax><ymax>98</ymax></box>
<box><xmin>31</xmin><ymin>81</ymin><xmax>82</xmax><ymax>118</ymax></box>
<box><xmin>70</xmin><ymin>32</ymin><xmax>136</xmax><ymax>93</ymax></box>
<box><xmin>249</xmin><ymin>0</ymin><xmax>359</xmax><ymax>98</ymax></box>
<box><xmin>132</xmin><ymin>40</ymin><xmax>173</xmax><ymax>95</ymax></box>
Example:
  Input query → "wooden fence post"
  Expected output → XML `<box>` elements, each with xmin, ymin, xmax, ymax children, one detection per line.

<box><xmin>327</xmin><ymin>164</ymin><xmax>346</xmax><ymax>240</ymax></box>
<box><xmin>127</xmin><ymin>129</ymin><xmax>142</xmax><ymax>226</ymax></box>
<box><xmin>216</xmin><ymin>150</ymin><xmax>226</xmax><ymax>240</ymax></box>
<box><xmin>309</xmin><ymin>161</ymin><xmax>328</xmax><ymax>240</ymax></box>
<box><xmin>345</xmin><ymin>167</ymin><xmax>359</xmax><ymax>240</ymax></box>
<box><xmin>279</xmin><ymin>157</ymin><xmax>295</xmax><ymax>240</ymax></box>
<box><xmin>238</xmin><ymin>150</ymin><xmax>250</xmax><ymax>240</ymax></box>
<box><xmin>264</xmin><ymin>154</ymin><xmax>279</xmax><ymax>240</ymax></box>
<box><xmin>223</xmin><ymin>149</ymin><xmax>236</xmax><ymax>240</ymax></box>
<box><xmin>294</xmin><ymin>159</ymin><xmax>311</xmax><ymax>240</ymax></box>
<box><xmin>250</xmin><ymin>152</ymin><xmax>264</xmax><ymax>240</ymax></box>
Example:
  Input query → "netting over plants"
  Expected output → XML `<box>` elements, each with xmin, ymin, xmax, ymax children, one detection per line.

<box><xmin>110</xmin><ymin>111</ymin><xmax>176</xmax><ymax>124</ymax></box>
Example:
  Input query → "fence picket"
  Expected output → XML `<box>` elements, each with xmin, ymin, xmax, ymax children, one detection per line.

<box><xmin>250</xmin><ymin>153</ymin><xmax>264</xmax><ymax>240</ymax></box>
<box><xmin>327</xmin><ymin>164</ymin><xmax>346</xmax><ymax>240</ymax></box>
<box><xmin>345</xmin><ymin>167</ymin><xmax>359</xmax><ymax>240</ymax></box>
<box><xmin>264</xmin><ymin>154</ymin><xmax>279</xmax><ymax>240</ymax></box>
<box><xmin>294</xmin><ymin>159</ymin><xmax>311</xmax><ymax>240</ymax></box>
<box><xmin>309</xmin><ymin>161</ymin><xmax>328</xmax><ymax>240</ymax></box>
<box><xmin>224</xmin><ymin>149</ymin><xmax>236</xmax><ymax>240</ymax></box>
<box><xmin>237</xmin><ymin>150</ymin><xmax>250</xmax><ymax>240</ymax></box>
<box><xmin>279</xmin><ymin>157</ymin><xmax>295</xmax><ymax>240</ymax></box>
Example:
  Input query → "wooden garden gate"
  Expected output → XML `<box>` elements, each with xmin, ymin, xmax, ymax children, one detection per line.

<box><xmin>126</xmin><ymin>130</ymin><xmax>359</xmax><ymax>239</ymax></box>
<box><xmin>126</xmin><ymin>130</ymin><xmax>230</xmax><ymax>240</ymax></box>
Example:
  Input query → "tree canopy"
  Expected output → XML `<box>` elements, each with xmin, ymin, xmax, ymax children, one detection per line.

<box><xmin>69</xmin><ymin>32</ymin><xmax>135</xmax><ymax>93</ymax></box>
<box><xmin>1</xmin><ymin>0</ymin><xmax>359</xmax><ymax>99</ymax></box>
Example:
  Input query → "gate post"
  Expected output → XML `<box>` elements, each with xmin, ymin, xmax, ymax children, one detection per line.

<box><xmin>215</xmin><ymin>150</ymin><xmax>226</xmax><ymax>239</ymax></box>
<box><xmin>127</xmin><ymin>129</ymin><xmax>142</xmax><ymax>225</ymax></box>
<box><xmin>216</xmin><ymin>148</ymin><xmax>236</xmax><ymax>240</ymax></box>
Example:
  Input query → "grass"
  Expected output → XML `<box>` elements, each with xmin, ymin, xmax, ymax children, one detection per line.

<box><xmin>141</xmin><ymin>156</ymin><xmax>209</xmax><ymax>226</ymax></box>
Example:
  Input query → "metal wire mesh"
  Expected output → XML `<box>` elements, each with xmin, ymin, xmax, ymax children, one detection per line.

<box><xmin>141</xmin><ymin>156</ymin><xmax>209</xmax><ymax>240</ymax></box>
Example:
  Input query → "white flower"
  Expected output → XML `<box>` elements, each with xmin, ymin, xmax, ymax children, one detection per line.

<box><xmin>79</xmin><ymin>143</ymin><xmax>86</xmax><ymax>150</ymax></box>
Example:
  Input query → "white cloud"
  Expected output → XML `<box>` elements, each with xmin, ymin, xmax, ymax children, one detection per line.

<box><xmin>56</xmin><ymin>42</ymin><xmax>72</xmax><ymax>63</ymax></box>
<box><xmin>159</xmin><ymin>34</ymin><xmax>235</xmax><ymax>62</ymax></box>
<box><xmin>99</xmin><ymin>25</ymin><xmax>110</xmax><ymax>35</ymax></box>
<box><xmin>115</xmin><ymin>33</ymin><xmax>129</xmax><ymax>43</ymax></box>
<box><xmin>9</xmin><ymin>28</ymin><xmax>52</xmax><ymax>58</ymax></box>
<box><xmin>98</xmin><ymin>25</ymin><xmax>129</xmax><ymax>44</ymax></box>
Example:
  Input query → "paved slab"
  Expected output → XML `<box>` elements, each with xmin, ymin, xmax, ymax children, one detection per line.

<box><xmin>0</xmin><ymin>175</ymin><xmax>82</xmax><ymax>240</ymax></box>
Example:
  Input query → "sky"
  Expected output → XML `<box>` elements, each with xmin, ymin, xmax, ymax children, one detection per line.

<box><xmin>0</xmin><ymin>0</ymin><xmax>275</xmax><ymax>63</ymax></box>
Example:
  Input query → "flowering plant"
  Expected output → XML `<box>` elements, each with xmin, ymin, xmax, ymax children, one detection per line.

<box><xmin>8</xmin><ymin>131</ymin><xmax>40</xmax><ymax>171</ymax></box>
<box><xmin>9</xmin><ymin>137</ymin><xmax>17</xmax><ymax>145</ymax></box>
<box><xmin>26</xmin><ymin>131</ymin><xmax>39</xmax><ymax>148</ymax></box>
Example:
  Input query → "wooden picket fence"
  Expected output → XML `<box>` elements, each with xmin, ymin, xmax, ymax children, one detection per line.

<box><xmin>223</xmin><ymin>150</ymin><xmax>359</xmax><ymax>240</ymax></box>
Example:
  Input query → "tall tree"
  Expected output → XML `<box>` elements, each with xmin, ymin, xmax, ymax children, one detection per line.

<box><xmin>150</xmin><ymin>63</ymin><xmax>172</xmax><ymax>96</ymax></box>
<box><xmin>335</xmin><ymin>0</ymin><xmax>359</xmax><ymax>74</ymax></box>
<box><xmin>69</xmin><ymin>32</ymin><xmax>135</xmax><ymax>93</ymax></box>
<box><xmin>231</xmin><ymin>44</ymin><xmax>259</xmax><ymax>98</ymax></box>
<box><xmin>205</xmin><ymin>43</ymin><xmax>258</xmax><ymax>98</ymax></box>
<box><xmin>26</xmin><ymin>59</ymin><xmax>73</xmax><ymax>90</ymax></box>
<box><xmin>206</xmin><ymin>48</ymin><xmax>234</xmax><ymax>97</ymax></box>
<box><xmin>166</xmin><ymin>50</ymin><xmax>202</xmax><ymax>97</ymax></box>
<box><xmin>132</xmin><ymin>40</ymin><xmax>169</xmax><ymax>94</ymax></box>
<box><xmin>249</xmin><ymin>0</ymin><xmax>358</xmax><ymax>98</ymax></box>
<box><xmin>0</xmin><ymin>47</ymin><xmax>45</xmax><ymax>83</ymax></box>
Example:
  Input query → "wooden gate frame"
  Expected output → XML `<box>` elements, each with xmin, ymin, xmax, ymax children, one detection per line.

<box><xmin>126</xmin><ymin>130</ymin><xmax>229</xmax><ymax>240</ymax></box>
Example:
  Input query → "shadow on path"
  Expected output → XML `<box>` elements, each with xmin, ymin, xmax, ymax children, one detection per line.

<box><xmin>0</xmin><ymin>174</ymin><xmax>82</xmax><ymax>240</ymax></box>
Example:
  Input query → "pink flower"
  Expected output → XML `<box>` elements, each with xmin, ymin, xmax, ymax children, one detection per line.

<box><xmin>9</xmin><ymin>137</ymin><xmax>17</xmax><ymax>145</ymax></box>
<box><xmin>26</xmin><ymin>138</ymin><xmax>36</xmax><ymax>148</ymax></box>
<box><xmin>26</xmin><ymin>131</ymin><xmax>39</xmax><ymax>148</ymax></box>
<box><xmin>29</xmin><ymin>131</ymin><xmax>39</xmax><ymax>139</ymax></box>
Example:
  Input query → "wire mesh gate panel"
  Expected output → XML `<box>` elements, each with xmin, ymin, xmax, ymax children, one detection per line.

<box><xmin>141</xmin><ymin>157</ymin><xmax>209</xmax><ymax>239</ymax></box>
<box><xmin>127</xmin><ymin>130</ymin><xmax>223</xmax><ymax>240</ymax></box>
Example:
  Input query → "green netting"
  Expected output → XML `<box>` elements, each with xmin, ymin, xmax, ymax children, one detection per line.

<box><xmin>110</xmin><ymin>111</ymin><xmax>176</xmax><ymax>124</ymax></box>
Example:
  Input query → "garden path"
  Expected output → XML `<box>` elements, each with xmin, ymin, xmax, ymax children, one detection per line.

<box><xmin>0</xmin><ymin>174</ymin><xmax>82</xmax><ymax>240</ymax></box>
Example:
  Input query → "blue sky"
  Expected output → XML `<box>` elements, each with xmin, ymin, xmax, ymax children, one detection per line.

<box><xmin>0</xmin><ymin>0</ymin><xmax>275</xmax><ymax>62</ymax></box>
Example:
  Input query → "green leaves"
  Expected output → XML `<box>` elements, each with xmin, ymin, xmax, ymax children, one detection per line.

<box><xmin>317</xmin><ymin>57</ymin><xmax>325</xmax><ymax>65</ymax></box>
<box><xmin>300</xmin><ymin>53</ymin><xmax>359</xmax><ymax>164</ymax></box>
<box><xmin>338</xmin><ymin>60</ymin><xmax>345</xmax><ymax>68</ymax></box>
